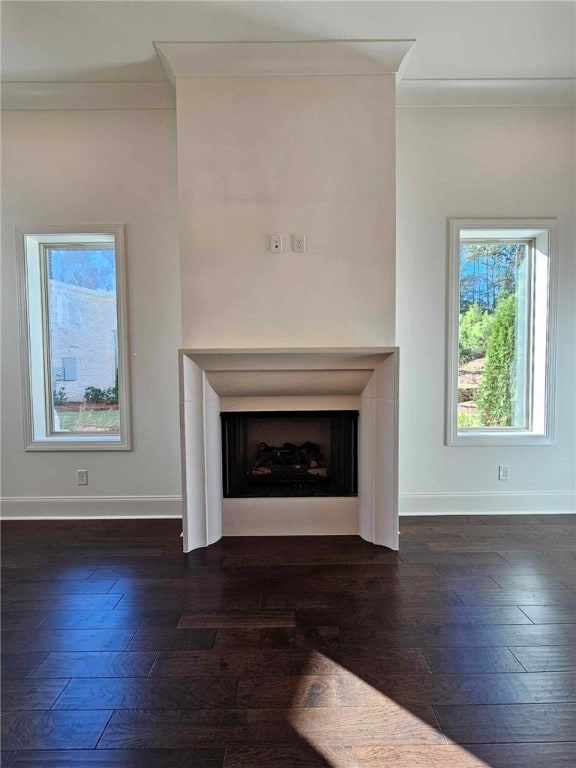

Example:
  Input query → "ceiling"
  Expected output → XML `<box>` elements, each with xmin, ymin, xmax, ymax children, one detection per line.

<box><xmin>2</xmin><ymin>1</ymin><xmax>575</xmax><ymax>107</ymax></box>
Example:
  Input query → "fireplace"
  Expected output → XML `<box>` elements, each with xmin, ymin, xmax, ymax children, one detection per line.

<box><xmin>179</xmin><ymin>348</ymin><xmax>399</xmax><ymax>551</ymax></box>
<box><xmin>221</xmin><ymin>411</ymin><xmax>358</xmax><ymax>498</ymax></box>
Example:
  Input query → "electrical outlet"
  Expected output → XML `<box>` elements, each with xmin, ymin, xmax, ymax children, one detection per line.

<box><xmin>498</xmin><ymin>465</ymin><xmax>509</xmax><ymax>481</ymax></box>
<box><xmin>269</xmin><ymin>233</ymin><xmax>282</xmax><ymax>253</ymax></box>
<box><xmin>292</xmin><ymin>233</ymin><xmax>306</xmax><ymax>253</ymax></box>
<box><xmin>77</xmin><ymin>469</ymin><xmax>88</xmax><ymax>486</ymax></box>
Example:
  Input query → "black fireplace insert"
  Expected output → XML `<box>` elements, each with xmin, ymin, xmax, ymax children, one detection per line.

<box><xmin>221</xmin><ymin>411</ymin><xmax>358</xmax><ymax>498</ymax></box>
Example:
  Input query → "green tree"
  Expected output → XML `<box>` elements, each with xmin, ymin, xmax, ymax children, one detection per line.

<box><xmin>477</xmin><ymin>293</ymin><xmax>516</xmax><ymax>426</ymax></box>
<box><xmin>459</xmin><ymin>303</ymin><xmax>494</xmax><ymax>363</ymax></box>
<box><xmin>460</xmin><ymin>242</ymin><xmax>525</xmax><ymax>311</ymax></box>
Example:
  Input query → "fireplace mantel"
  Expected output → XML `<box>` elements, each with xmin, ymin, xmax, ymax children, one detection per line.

<box><xmin>179</xmin><ymin>347</ymin><xmax>399</xmax><ymax>552</ymax></box>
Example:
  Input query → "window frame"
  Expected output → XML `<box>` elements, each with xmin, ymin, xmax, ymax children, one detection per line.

<box><xmin>17</xmin><ymin>224</ymin><xmax>132</xmax><ymax>451</ymax></box>
<box><xmin>446</xmin><ymin>218</ymin><xmax>558</xmax><ymax>447</ymax></box>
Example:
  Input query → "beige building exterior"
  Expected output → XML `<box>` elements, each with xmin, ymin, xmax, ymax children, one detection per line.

<box><xmin>49</xmin><ymin>280</ymin><xmax>117</xmax><ymax>402</ymax></box>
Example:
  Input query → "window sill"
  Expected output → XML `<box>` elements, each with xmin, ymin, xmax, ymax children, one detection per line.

<box><xmin>448</xmin><ymin>430</ymin><xmax>554</xmax><ymax>447</ymax></box>
<box><xmin>25</xmin><ymin>436</ymin><xmax>130</xmax><ymax>452</ymax></box>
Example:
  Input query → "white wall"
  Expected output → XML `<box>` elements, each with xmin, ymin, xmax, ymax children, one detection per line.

<box><xmin>1</xmin><ymin>109</ymin><xmax>182</xmax><ymax>516</ymax></box>
<box><xmin>396</xmin><ymin>106</ymin><xmax>576</xmax><ymax>514</ymax></box>
<box><xmin>176</xmin><ymin>75</ymin><xmax>396</xmax><ymax>348</ymax></box>
<box><xmin>2</xmin><ymin>102</ymin><xmax>574</xmax><ymax>519</ymax></box>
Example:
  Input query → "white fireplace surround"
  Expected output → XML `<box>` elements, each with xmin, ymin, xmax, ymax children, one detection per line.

<box><xmin>179</xmin><ymin>348</ymin><xmax>399</xmax><ymax>552</ymax></box>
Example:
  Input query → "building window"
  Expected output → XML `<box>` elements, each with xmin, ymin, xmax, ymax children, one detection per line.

<box><xmin>18</xmin><ymin>225</ymin><xmax>131</xmax><ymax>450</ymax></box>
<box><xmin>447</xmin><ymin>219</ymin><xmax>557</xmax><ymax>446</ymax></box>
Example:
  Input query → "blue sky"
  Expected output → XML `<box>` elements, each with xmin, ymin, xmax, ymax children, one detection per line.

<box><xmin>48</xmin><ymin>248</ymin><xmax>116</xmax><ymax>291</ymax></box>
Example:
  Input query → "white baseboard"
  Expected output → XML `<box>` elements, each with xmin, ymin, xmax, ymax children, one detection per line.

<box><xmin>3</xmin><ymin>492</ymin><xmax>573</xmax><ymax>522</ymax></box>
<box><xmin>399</xmin><ymin>491</ymin><xmax>575</xmax><ymax>516</ymax></box>
<box><xmin>222</xmin><ymin>497</ymin><xmax>359</xmax><ymax>536</ymax></box>
<box><xmin>0</xmin><ymin>495</ymin><xmax>182</xmax><ymax>519</ymax></box>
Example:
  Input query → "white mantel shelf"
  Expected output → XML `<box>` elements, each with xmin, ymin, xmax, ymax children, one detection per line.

<box><xmin>178</xmin><ymin>347</ymin><xmax>399</xmax><ymax>553</ymax></box>
<box><xmin>180</xmin><ymin>347</ymin><xmax>398</xmax><ymax>363</ymax></box>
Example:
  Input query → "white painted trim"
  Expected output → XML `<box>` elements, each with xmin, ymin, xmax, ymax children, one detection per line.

<box><xmin>2</xmin><ymin>78</ymin><xmax>573</xmax><ymax>112</ymax></box>
<box><xmin>446</xmin><ymin>218</ymin><xmax>558</xmax><ymax>447</ymax></box>
<box><xmin>156</xmin><ymin>40</ymin><xmax>415</xmax><ymax>81</ymax></box>
<box><xmin>1</xmin><ymin>82</ymin><xmax>176</xmax><ymax>111</ymax></box>
<box><xmin>0</xmin><ymin>496</ymin><xmax>182</xmax><ymax>519</ymax></box>
<box><xmin>16</xmin><ymin>224</ymin><xmax>132</xmax><ymax>451</ymax></box>
<box><xmin>397</xmin><ymin>79</ymin><xmax>576</xmax><ymax>107</ymax></box>
<box><xmin>400</xmin><ymin>491</ymin><xmax>575</xmax><ymax>515</ymax></box>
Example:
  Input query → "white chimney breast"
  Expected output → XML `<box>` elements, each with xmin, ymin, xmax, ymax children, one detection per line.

<box><xmin>167</xmin><ymin>43</ymin><xmax>404</xmax><ymax>548</ymax></box>
<box><xmin>175</xmin><ymin>73</ymin><xmax>397</xmax><ymax>348</ymax></box>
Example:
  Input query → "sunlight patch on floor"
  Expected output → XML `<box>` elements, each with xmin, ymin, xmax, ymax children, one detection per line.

<box><xmin>287</xmin><ymin>651</ymin><xmax>492</xmax><ymax>768</ymax></box>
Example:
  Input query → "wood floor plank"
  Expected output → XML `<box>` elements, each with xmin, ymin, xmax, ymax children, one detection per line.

<box><xmin>127</xmin><ymin>628</ymin><xmax>216</xmax><ymax>651</ymax></box>
<box><xmin>426</xmin><ymin>538</ymin><xmax>533</xmax><ymax>553</ymax></box>
<box><xmin>109</xmin><ymin>577</ymin><xmax>261</xmax><ymax>592</ymax></box>
<box><xmin>331</xmin><ymin>647</ymin><xmax>432</xmax><ymax>679</ymax></box>
<box><xmin>509</xmin><ymin>645</ymin><xmax>576</xmax><ymax>672</ymax></box>
<box><xmin>1</xmin><ymin>679</ymin><xmax>69</xmax><ymax>710</ymax></box>
<box><xmin>340</xmin><ymin>622</ymin><xmax>576</xmax><ymax>648</ymax></box>
<box><xmin>213</xmin><ymin>626</ymin><xmax>341</xmax><ymax>651</ymax></box>
<box><xmin>39</xmin><ymin>609</ymin><xmax>184</xmax><ymax>630</ymax></box>
<box><xmin>1</xmin><ymin>629</ymin><xmax>135</xmax><ymax>652</ymax></box>
<box><xmin>97</xmin><ymin>709</ymin><xmax>225</xmax><ymax>749</ymax></box>
<box><xmin>490</xmin><ymin>574</ymin><xmax>574</xmax><ymax>590</ymax></box>
<box><xmin>53</xmin><ymin>676</ymin><xmax>237</xmax><ymax>710</ymax></box>
<box><xmin>536</xmin><ymin>515</ymin><xmax>576</xmax><ymax>525</ymax></box>
<box><xmin>1</xmin><ymin>710</ymin><xmax>112</xmax><ymax>750</ymax></box>
<box><xmin>453</xmin><ymin>589</ymin><xmax>576</xmax><ymax>606</ymax></box>
<box><xmin>212</xmin><ymin>628</ymin><xmax>297</xmax><ymax>650</ymax></box>
<box><xmin>29</xmin><ymin>651</ymin><xmax>157</xmax><ymax>679</ymax></box>
<box><xmin>0</xmin><ymin>595</ymin><xmax>122</xmax><ymax>611</ymax></box>
<box><xmin>296</xmin><ymin>605</ymin><xmax>533</xmax><ymax>627</ymax></box>
<box><xmin>116</xmin><ymin>595</ymin><xmax>262</xmax><ymax>611</ymax></box>
<box><xmin>262</xmin><ymin>590</ymin><xmax>463</xmax><ymax>609</ymax></box>
<box><xmin>434</xmin><ymin>702</ymin><xmax>576</xmax><ymax>743</ymax></box>
<box><xmin>0</xmin><ymin>567</ymin><xmax>98</xmax><ymax>582</ymax></box>
<box><xmin>1</xmin><ymin>652</ymin><xmax>49</xmax><ymax>679</ymax></box>
<box><xmin>223</xmin><ymin>744</ymin><xmax>330</xmax><ymax>767</ymax></box>
<box><xmin>178</xmin><ymin>611</ymin><xmax>295</xmax><ymax>629</ymax></box>
<box><xmin>224</xmin><ymin>743</ymin><xmax>576</xmax><ymax>768</ymax></box>
<box><xmin>399</xmin><ymin>552</ymin><xmax>509</xmax><ymax>565</ymax></box>
<box><xmin>4</xmin><ymin>581</ymin><xmax>119</xmax><ymax>598</ymax></box>
<box><xmin>518</xmin><ymin>605</ymin><xmax>576</xmax><ymax>624</ymax></box>
<box><xmin>236</xmin><ymin>675</ymin><xmax>338</xmax><ymax>708</ymax></box>
<box><xmin>0</xmin><ymin>611</ymin><xmax>53</xmax><ymax>630</ymax></box>
<box><xmin>222</xmin><ymin>551</ymin><xmax>401</xmax><ymax>567</ymax></box>
<box><xmin>336</xmin><ymin>671</ymin><xmax>576</xmax><ymax>706</ymax></box>
<box><xmin>5</xmin><ymin>750</ymin><xmax>225</xmax><ymax>767</ymax></box>
<box><xmin>422</xmin><ymin>647</ymin><xmax>525</xmax><ymax>673</ymax></box>
<box><xmin>464</xmin><ymin>743</ymin><xmax>576</xmax><ymax>768</ymax></box>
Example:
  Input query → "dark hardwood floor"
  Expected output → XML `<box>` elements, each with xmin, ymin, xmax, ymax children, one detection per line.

<box><xmin>1</xmin><ymin>515</ymin><xmax>575</xmax><ymax>767</ymax></box>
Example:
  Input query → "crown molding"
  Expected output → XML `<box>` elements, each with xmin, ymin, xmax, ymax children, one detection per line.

<box><xmin>397</xmin><ymin>78</ymin><xmax>576</xmax><ymax>107</ymax></box>
<box><xmin>2</xmin><ymin>76</ymin><xmax>573</xmax><ymax>111</ymax></box>
<box><xmin>1</xmin><ymin>82</ymin><xmax>175</xmax><ymax>111</ymax></box>
<box><xmin>155</xmin><ymin>40</ymin><xmax>416</xmax><ymax>82</ymax></box>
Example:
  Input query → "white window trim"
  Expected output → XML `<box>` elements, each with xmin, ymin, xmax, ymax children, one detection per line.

<box><xmin>446</xmin><ymin>218</ymin><xmax>558</xmax><ymax>447</ymax></box>
<box><xmin>16</xmin><ymin>224</ymin><xmax>132</xmax><ymax>451</ymax></box>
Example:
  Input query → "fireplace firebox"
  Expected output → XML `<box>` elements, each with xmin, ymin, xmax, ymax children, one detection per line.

<box><xmin>221</xmin><ymin>411</ymin><xmax>358</xmax><ymax>498</ymax></box>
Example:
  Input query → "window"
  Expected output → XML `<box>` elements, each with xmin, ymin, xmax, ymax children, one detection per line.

<box><xmin>447</xmin><ymin>219</ymin><xmax>557</xmax><ymax>446</ymax></box>
<box><xmin>18</xmin><ymin>225</ymin><xmax>131</xmax><ymax>450</ymax></box>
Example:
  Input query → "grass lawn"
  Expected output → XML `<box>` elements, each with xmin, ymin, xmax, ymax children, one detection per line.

<box><xmin>57</xmin><ymin>408</ymin><xmax>120</xmax><ymax>433</ymax></box>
